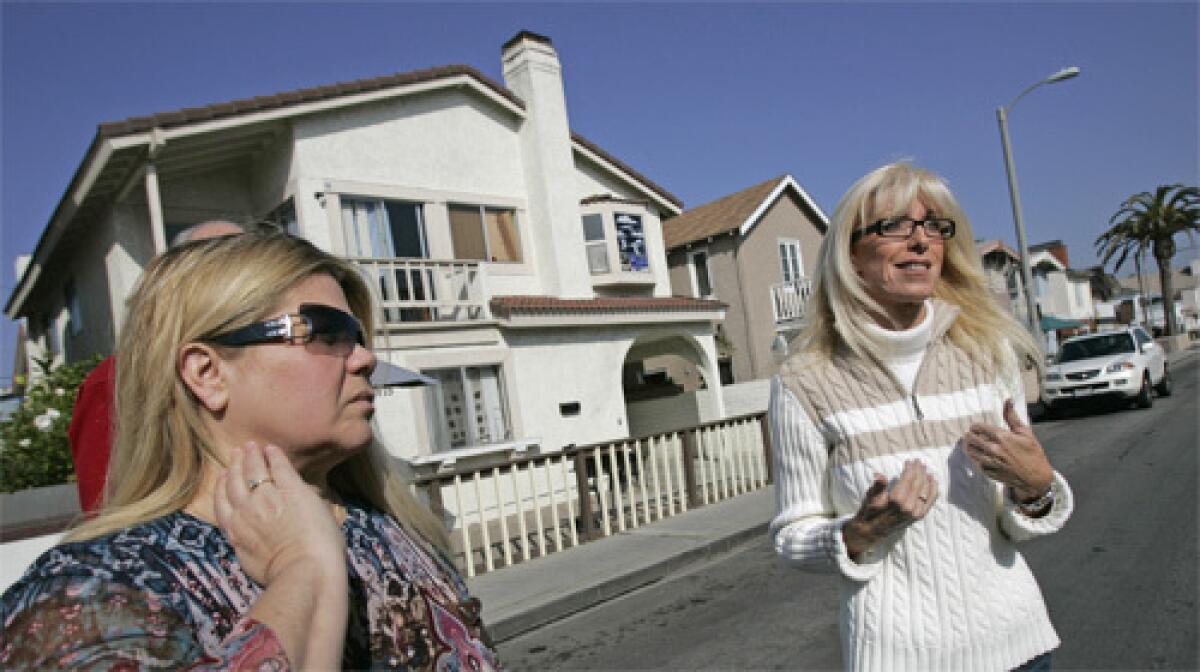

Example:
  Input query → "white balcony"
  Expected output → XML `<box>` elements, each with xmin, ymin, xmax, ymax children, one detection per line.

<box><xmin>771</xmin><ymin>277</ymin><xmax>812</xmax><ymax>327</ymax></box>
<box><xmin>350</xmin><ymin>257</ymin><xmax>489</xmax><ymax>328</ymax></box>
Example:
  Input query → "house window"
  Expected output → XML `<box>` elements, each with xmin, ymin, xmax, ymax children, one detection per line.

<box><xmin>341</xmin><ymin>197</ymin><xmax>430</xmax><ymax>322</ymax></box>
<box><xmin>64</xmin><ymin>279</ymin><xmax>83</xmax><ymax>336</ymax></box>
<box><xmin>340</xmin><ymin>197</ymin><xmax>427</xmax><ymax>259</ymax></box>
<box><xmin>614</xmin><ymin>213</ymin><xmax>648</xmax><ymax>271</ymax></box>
<box><xmin>581</xmin><ymin>214</ymin><xmax>610</xmax><ymax>274</ymax></box>
<box><xmin>690</xmin><ymin>250</ymin><xmax>714</xmax><ymax>298</ymax></box>
<box><xmin>718</xmin><ymin>358</ymin><xmax>735</xmax><ymax>386</ymax></box>
<box><xmin>449</xmin><ymin>204</ymin><xmax>522</xmax><ymax>263</ymax></box>
<box><xmin>425</xmin><ymin>365</ymin><xmax>512</xmax><ymax>451</ymax></box>
<box><xmin>778</xmin><ymin>239</ymin><xmax>803</xmax><ymax>283</ymax></box>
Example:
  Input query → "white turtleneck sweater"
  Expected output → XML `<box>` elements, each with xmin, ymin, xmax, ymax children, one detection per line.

<box><xmin>770</xmin><ymin>300</ymin><xmax>1073</xmax><ymax>672</ymax></box>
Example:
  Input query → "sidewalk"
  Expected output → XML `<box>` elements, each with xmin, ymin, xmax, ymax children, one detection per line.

<box><xmin>467</xmin><ymin>487</ymin><xmax>775</xmax><ymax>643</ymax></box>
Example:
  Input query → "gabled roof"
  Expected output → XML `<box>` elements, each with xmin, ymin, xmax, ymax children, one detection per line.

<box><xmin>1029</xmin><ymin>248</ymin><xmax>1067</xmax><ymax>272</ymax></box>
<box><xmin>96</xmin><ymin>65</ymin><xmax>524</xmax><ymax>138</ymax></box>
<box><xmin>975</xmin><ymin>239</ymin><xmax>1019</xmax><ymax>261</ymax></box>
<box><xmin>662</xmin><ymin>174</ymin><xmax>828</xmax><ymax>250</ymax></box>
<box><xmin>7</xmin><ymin>58</ymin><xmax>682</xmax><ymax>318</ymax></box>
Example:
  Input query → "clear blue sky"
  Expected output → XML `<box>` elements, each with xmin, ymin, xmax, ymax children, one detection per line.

<box><xmin>2</xmin><ymin>1</ymin><xmax>1197</xmax><ymax>377</ymax></box>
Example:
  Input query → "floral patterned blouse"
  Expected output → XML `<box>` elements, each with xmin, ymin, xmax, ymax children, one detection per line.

<box><xmin>0</xmin><ymin>504</ymin><xmax>499</xmax><ymax>670</ymax></box>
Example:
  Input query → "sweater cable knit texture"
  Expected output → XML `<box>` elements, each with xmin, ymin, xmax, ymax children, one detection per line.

<box><xmin>770</xmin><ymin>300</ymin><xmax>1072</xmax><ymax>671</ymax></box>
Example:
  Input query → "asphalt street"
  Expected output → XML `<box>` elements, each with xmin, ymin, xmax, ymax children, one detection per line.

<box><xmin>500</xmin><ymin>356</ymin><xmax>1198</xmax><ymax>671</ymax></box>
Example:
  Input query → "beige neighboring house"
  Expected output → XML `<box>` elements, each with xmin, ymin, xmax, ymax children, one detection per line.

<box><xmin>4</xmin><ymin>31</ymin><xmax>728</xmax><ymax>469</ymax></box>
<box><xmin>660</xmin><ymin>175</ymin><xmax>829</xmax><ymax>386</ymax></box>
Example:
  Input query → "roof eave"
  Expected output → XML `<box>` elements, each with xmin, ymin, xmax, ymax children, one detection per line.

<box><xmin>737</xmin><ymin>174</ymin><xmax>830</xmax><ymax>238</ymax></box>
<box><xmin>5</xmin><ymin>135</ymin><xmax>116</xmax><ymax>319</ymax></box>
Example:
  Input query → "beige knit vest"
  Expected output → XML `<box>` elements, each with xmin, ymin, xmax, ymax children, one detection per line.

<box><xmin>777</xmin><ymin>324</ymin><xmax>1001</xmax><ymax>468</ymax></box>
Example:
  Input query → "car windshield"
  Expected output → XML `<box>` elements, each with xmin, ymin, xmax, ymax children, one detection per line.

<box><xmin>1057</xmin><ymin>333</ymin><xmax>1136</xmax><ymax>363</ymax></box>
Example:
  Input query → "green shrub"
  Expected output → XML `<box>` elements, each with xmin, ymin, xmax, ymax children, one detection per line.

<box><xmin>0</xmin><ymin>354</ymin><xmax>103</xmax><ymax>493</ymax></box>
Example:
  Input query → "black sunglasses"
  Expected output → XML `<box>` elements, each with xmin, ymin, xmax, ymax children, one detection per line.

<box><xmin>208</xmin><ymin>303</ymin><xmax>366</xmax><ymax>357</ymax></box>
<box><xmin>851</xmin><ymin>217</ymin><xmax>956</xmax><ymax>243</ymax></box>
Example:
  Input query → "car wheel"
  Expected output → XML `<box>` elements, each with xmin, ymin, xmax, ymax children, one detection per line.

<box><xmin>1155</xmin><ymin>366</ymin><xmax>1173</xmax><ymax>397</ymax></box>
<box><xmin>1041</xmin><ymin>402</ymin><xmax>1058</xmax><ymax>421</ymax></box>
<box><xmin>1135</xmin><ymin>373</ymin><xmax>1154</xmax><ymax>408</ymax></box>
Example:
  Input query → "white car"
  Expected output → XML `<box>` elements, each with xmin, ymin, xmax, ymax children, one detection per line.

<box><xmin>1041</xmin><ymin>326</ymin><xmax>1172</xmax><ymax>418</ymax></box>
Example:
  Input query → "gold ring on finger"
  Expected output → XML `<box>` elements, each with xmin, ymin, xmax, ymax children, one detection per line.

<box><xmin>247</xmin><ymin>477</ymin><xmax>275</xmax><ymax>492</ymax></box>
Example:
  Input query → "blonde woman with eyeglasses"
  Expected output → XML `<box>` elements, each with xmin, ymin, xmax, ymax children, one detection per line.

<box><xmin>2</xmin><ymin>231</ymin><xmax>498</xmax><ymax>670</ymax></box>
<box><xmin>770</xmin><ymin>162</ymin><xmax>1072</xmax><ymax>671</ymax></box>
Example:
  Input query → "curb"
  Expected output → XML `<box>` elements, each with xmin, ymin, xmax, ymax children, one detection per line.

<box><xmin>487</xmin><ymin>520</ymin><xmax>769</xmax><ymax>643</ymax></box>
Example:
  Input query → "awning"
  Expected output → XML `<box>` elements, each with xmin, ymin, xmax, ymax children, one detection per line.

<box><xmin>1040</xmin><ymin>315</ymin><xmax>1082</xmax><ymax>331</ymax></box>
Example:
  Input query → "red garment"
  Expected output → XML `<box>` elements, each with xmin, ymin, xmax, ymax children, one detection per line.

<box><xmin>68</xmin><ymin>355</ymin><xmax>115</xmax><ymax>513</ymax></box>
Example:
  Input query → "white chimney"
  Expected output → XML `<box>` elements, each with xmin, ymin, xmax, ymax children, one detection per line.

<box><xmin>501</xmin><ymin>31</ymin><xmax>592</xmax><ymax>298</ymax></box>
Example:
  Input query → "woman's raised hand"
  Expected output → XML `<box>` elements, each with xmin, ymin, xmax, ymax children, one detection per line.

<box><xmin>963</xmin><ymin>399</ymin><xmax>1054</xmax><ymax>502</ymax></box>
<box><xmin>213</xmin><ymin>442</ymin><xmax>346</xmax><ymax>587</ymax></box>
<box><xmin>842</xmin><ymin>459</ymin><xmax>938</xmax><ymax>560</ymax></box>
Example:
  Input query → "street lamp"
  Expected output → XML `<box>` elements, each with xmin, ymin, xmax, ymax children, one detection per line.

<box><xmin>997</xmin><ymin>66</ymin><xmax>1081</xmax><ymax>352</ymax></box>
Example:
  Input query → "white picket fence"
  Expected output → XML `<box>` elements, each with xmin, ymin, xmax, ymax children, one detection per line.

<box><xmin>415</xmin><ymin>412</ymin><xmax>772</xmax><ymax>577</ymax></box>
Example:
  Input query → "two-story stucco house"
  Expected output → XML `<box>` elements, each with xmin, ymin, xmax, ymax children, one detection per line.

<box><xmin>4</xmin><ymin>31</ymin><xmax>727</xmax><ymax>469</ymax></box>
<box><xmin>660</xmin><ymin>175</ymin><xmax>828</xmax><ymax>386</ymax></box>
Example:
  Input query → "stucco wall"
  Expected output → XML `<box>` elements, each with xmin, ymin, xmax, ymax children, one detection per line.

<box><xmin>250</xmin><ymin>126</ymin><xmax>296</xmax><ymax>216</ymax></box>
<box><xmin>720</xmin><ymin>379</ymin><xmax>770</xmax><ymax>418</ymax></box>
<box><xmin>625</xmin><ymin>389</ymin><xmax>719</xmax><ymax>436</ymax></box>
<box><xmin>293</xmin><ymin>90</ymin><xmax>527</xmax><ymax>204</ymax></box>
<box><xmin>503</xmin><ymin>328</ymin><xmax>630</xmax><ymax>452</ymax></box>
<box><xmin>158</xmin><ymin>166</ymin><xmax>257</xmax><ymax>227</ymax></box>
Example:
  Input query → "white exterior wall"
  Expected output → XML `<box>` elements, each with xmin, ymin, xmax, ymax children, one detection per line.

<box><xmin>504</xmin><ymin>331</ymin><xmax>629</xmax><ymax>452</ymax></box>
<box><xmin>292</xmin><ymin>91</ymin><xmax>526</xmax><ymax>200</ymax></box>
<box><xmin>720</xmin><ymin>379</ymin><xmax>771</xmax><ymax>418</ymax></box>
<box><xmin>249</xmin><ymin>126</ymin><xmax>295</xmax><ymax>215</ymax></box>
<box><xmin>1064</xmin><ymin>278</ymin><xmax>1094</xmax><ymax>321</ymax></box>
<box><xmin>625</xmin><ymin>389</ymin><xmax>719</xmax><ymax>436</ymax></box>
<box><xmin>158</xmin><ymin>166</ymin><xmax>256</xmax><ymax>226</ymax></box>
<box><xmin>290</xmin><ymin>91</ymin><xmax>550</xmax><ymax>299</ymax></box>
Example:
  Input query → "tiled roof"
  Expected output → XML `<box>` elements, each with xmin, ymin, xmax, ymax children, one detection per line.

<box><xmin>97</xmin><ymin>65</ymin><xmax>524</xmax><ymax>138</ymax></box>
<box><xmin>662</xmin><ymin>176</ymin><xmax>786</xmax><ymax>249</ymax></box>
<box><xmin>90</xmin><ymin>66</ymin><xmax>682</xmax><ymax>210</ymax></box>
<box><xmin>490</xmin><ymin>295</ymin><xmax>725</xmax><ymax>318</ymax></box>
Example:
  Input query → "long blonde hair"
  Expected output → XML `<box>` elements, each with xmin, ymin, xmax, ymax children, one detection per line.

<box><xmin>67</xmin><ymin>231</ymin><xmax>448</xmax><ymax>549</ymax></box>
<box><xmin>797</xmin><ymin>161</ymin><xmax>1041</xmax><ymax>374</ymax></box>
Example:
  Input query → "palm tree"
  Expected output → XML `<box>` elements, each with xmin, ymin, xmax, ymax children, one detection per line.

<box><xmin>1095</xmin><ymin>184</ymin><xmax>1200</xmax><ymax>336</ymax></box>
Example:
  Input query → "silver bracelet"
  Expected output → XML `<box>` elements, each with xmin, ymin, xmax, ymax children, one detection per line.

<box><xmin>1013</xmin><ymin>486</ymin><xmax>1055</xmax><ymax>515</ymax></box>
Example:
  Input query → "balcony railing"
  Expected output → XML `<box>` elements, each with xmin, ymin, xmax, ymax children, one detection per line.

<box><xmin>349</xmin><ymin>257</ymin><xmax>488</xmax><ymax>327</ymax></box>
<box><xmin>413</xmin><ymin>413</ymin><xmax>772</xmax><ymax>577</ymax></box>
<box><xmin>771</xmin><ymin>278</ymin><xmax>812</xmax><ymax>326</ymax></box>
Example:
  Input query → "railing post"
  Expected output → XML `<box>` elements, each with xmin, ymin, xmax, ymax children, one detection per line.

<box><xmin>758</xmin><ymin>413</ymin><xmax>774</xmax><ymax>484</ymax></box>
<box><xmin>680</xmin><ymin>429</ymin><xmax>702</xmax><ymax>509</ymax></box>
<box><xmin>424</xmin><ymin>477</ymin><xmax>447</xmax><ymax>527</ymax></box>
<box><xmin>572</xmin><ymin>448</ymin><xmax>598</xmax><ymax>541</ymax></box>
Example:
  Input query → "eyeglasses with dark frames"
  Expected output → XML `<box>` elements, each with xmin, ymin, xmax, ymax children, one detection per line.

<box><xmin>851</xmin><ymin>217</ymin><xmax>956</xmax><ymax>243</ymax></box>
<box><xmin>207</xmin><ymin>303</ymin><xmax>366</xmax><ymax>357</ymax></box>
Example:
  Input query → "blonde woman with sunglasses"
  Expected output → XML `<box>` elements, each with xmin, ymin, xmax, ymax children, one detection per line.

<box><xmin>2</xmin><ymin>231</ymin><xmax>498</xmax><ymax>670</ymax></box>
<box><xmin>770</xmin><ymin>163</ymin><xmax>1072</xmax><ymax>671</ymax></box>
